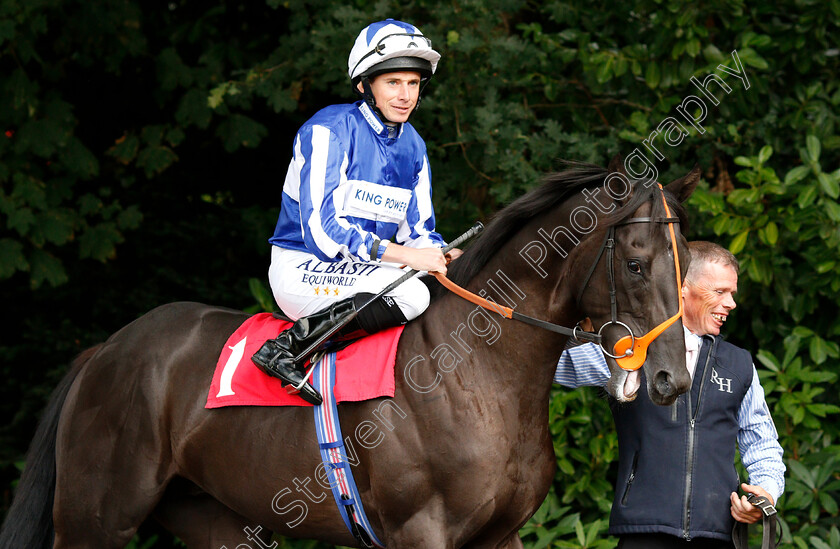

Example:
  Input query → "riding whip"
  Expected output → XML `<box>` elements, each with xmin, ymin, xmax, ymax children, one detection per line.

<box><xmin>292</xmin><ymin>221</ymin><xmax>485</xmax><ymax>364</ymax></box>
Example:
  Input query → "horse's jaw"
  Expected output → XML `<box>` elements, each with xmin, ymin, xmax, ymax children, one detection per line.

<box><xmin>607</xmin><ymin>369</ymin><xmax>641</xmax><ymax>402</ymax></box>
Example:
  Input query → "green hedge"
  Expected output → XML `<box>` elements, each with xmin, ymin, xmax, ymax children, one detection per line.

<box><xmin>1</xmin><ymin>0</ymin><xmax>838</xmax><ymax>547</ymax></box>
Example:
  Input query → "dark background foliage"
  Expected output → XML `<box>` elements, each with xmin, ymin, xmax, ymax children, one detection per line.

<box><xmin>1</xmin><ymin>0</ymin><xmax>838</xmax><ymax>547</ymax></box>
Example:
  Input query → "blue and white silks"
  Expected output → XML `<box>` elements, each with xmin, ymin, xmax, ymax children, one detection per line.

<box><xmin>270</xmin><ymin>101</ymin><xmax>445</xmax><ymax>262</ymax></box>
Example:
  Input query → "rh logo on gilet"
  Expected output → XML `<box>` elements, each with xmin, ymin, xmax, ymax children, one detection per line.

<box><xmin>710</xmin><ymin>368</ymin><xmax>733</xmax><ymax>393</ymax></box>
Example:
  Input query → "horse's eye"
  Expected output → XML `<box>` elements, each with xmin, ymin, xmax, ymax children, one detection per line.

<box><xmin>627</xmin><ymin>260</ymin><xmax>643</xmax><ymax>275</ymax></box>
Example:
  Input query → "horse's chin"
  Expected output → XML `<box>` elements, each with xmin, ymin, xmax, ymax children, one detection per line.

<box><xmin>608</xmin><ymin>369</ymin><xmax>641</xmax><ymax>402</ymax></box>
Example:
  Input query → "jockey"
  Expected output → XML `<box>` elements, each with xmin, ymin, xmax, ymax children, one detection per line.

<box><xmin>252</xmin><ymin>19</ymin><xmax>461</xmax><ymax>404</ymax></box>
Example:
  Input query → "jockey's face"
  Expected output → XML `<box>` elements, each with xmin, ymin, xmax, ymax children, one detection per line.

<box><xmin>682</xmin><ymin>261</ymin><xmax>738</xmax><ymax>336</ymax></box>
<box><xmin>359</xmin><ymin>71</ymin><xmax>422</xmax><ymax>124</ymax></box>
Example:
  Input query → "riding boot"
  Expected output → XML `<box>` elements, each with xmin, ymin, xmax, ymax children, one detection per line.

<box><xmin>251</xmin><ymin>298</ymin><xmax>364</xmax><ymax>405</ymax></box>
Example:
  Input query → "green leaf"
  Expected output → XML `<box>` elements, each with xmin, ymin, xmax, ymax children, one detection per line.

<box><xmin>787</xmin><ymin>459</ymin><xmax>816</xmax><ymax>490</ymax></box>
<box><xmin>176</xmin><ymin>88</ymin><xmax>213</xmax><ymax>129</ymax></box>
<box><xmin>38</xmin><ymin>211</ymin><xmax>75</xmax><ymax>245</ymax></box>
<box><xmin>823</xmin><ymin>200</ymin><xmax>840</xmax><ymax>223</ymax></box>
<box><xmin>586</xmin><ymin>519</ymin><xmax>603</xmax><ymax>545</ymax></box>
<box><xmin>165</xmin><ymin>127</ymin><xmax>185</xmax><ymax>147</ymax></box>
<box><xmin>797</xmin><ymin>185</ymin><xmax>818</xmax><ymax>208</ymax></box>
<box><xmin>729</xmin><ymin>230</ymin><xmax>749</xmax><ymax>254</ymax></box>
<box><xmin>117</xmin><ymin>206</ymin><xmax>143</xmax><ymax>230</ymax></box>
<box><xmin>702</xmin><ymin>44</ymin><xmax>726</xmax><ymax>63</ymax></box>
<box><xmin>79</xmin><ymin>223</ymin><xmax>123</xmax><ymax>262</ymax></box>
<box><xmin>595</xmin><ymin>56</ymin><xmax>613</xmax><ymax>84</ymax></box>
<box><xmin>78</xmin><ymin>194</ymin><xmax>102</xmax><ymax>216</ymax></box>
<box><xmin>809</xmin><ymin>538</ymin><xmax>832</xmax><ymax>549</ymax></box>
<box><xmin>764</xmin><ymin>221</ymin><xmax>778</xmax><ymax>245</ymax></box>
<box><xmin>645</xmin><ymin>63</ymin><xmax>660</xmax><ymax>89</ymax></box>
<box><xmin>29</xmin><ymin>249</ymin><xmax>68</xmax><ymax>288</ymax></box>
<box><xmin>267</xmin><ymin>83</ymin><xmax>303</xmax><ymax>113</ymax></box>
<box><xmin>806</xmin><ymin>135</ymin><xmax>821</xmax><ymax>163</ymax></box>
<box><xmin>711</xmin><ymin>215</ymin><xmax>731</xmax><ymax>236</ymax></box>
<box><xmin>216</xmin><ymin>114</ymin><xmax>268</xmax><ymax>153</ymax></box>
<box><xmin>685</xmin><ymin>39</ymin><xmax>700</xmax><ymax>57</ymax></box>
<box><xmin>62</xmin><ymin>138</ymin><xmax>100</xmax><ymax>178</ymax></box>
<box><xmin>575</xmin><ymin>519</ymin><xmax>585</xmax><ymax>545</ymax></box>
<box><xmin>818</xmin><ymin>172</ymin><xmax>839</xmax><ymax>198</ymax></box>
<box><xmin>0</xmin><ymin>238</ymin><xmax>29</xmax><ymax>278</ymax></box>
<box><xmin>784</xmin><ymin>165</ymin><xmax>811</xmax><ymax>185</ymax></box>
<box><xmin>758</xmin><ymin>145</ymin><xmax>773</xmax><ymax>164</ymax></box>
<box><xmin>815</xmin><ymin>260</ymin><xmax>836</xmax><ymax>274</ymax></box>
<box><xmin>136</xmin><ymin>145</ymin><xmax>179</xmax><ymax>178</ymax></box>
<box><xmin>208</xmin><ymin>82</ymin><xmax>232</xmax><ymax>109</ymax></box>
<box><xmin>756</xmin><ymin>349</ymin><xmax>781</xmax><ymax>372</ymax></box>
<box><xmin>108</xmin><ymin>133</ymin><xmax>140</xmax><ymax>164</ymax></box>
<box><xmin>6</xmin><ymin>207</ymin><xmax>36</xmax><ymax>236</ymax></box>
<box><xmin>532</xmin><ymin>528</ymin><xmax>559</xmax><ymax>549</ymax></box>
<box><xmin>12</xmin><ymin>175</ymin><xmax>47</xmax><ymax>209</ymax></box>
<box><xmin>156</xmin><ymin>48</ymin><xmax>193</xmax><ymax>91</ymax></box>
<box><xmin>248</xmin><ymin>277</ymin><xmax>275</xmax><ymax>312</ymax></box>
<box><xmin>738</xmin><ymin>47</ymin><xmax>769</xmax><ymax>69</ymax></box>
<box><xmin>810</xmin><ymin>336</ymin><xmax>829</xmax><ymax>364</ymax></box>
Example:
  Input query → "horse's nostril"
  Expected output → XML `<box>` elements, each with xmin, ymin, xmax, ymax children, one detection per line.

<box><xmin>654</xmin><ymin>371</ymin><xmax>674</xmax><ymax>398</ymax></box>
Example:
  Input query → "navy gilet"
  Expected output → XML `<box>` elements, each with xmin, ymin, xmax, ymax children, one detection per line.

<box><xmin>608</xmin><ymin>335</ymin><xmax>753</xmax><ymax>541</ymax></box>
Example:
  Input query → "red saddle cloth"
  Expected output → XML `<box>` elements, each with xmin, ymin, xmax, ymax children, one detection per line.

<box><xmin>206</xmin><ymin>313</ymin><xmax>403</xmax><ymax>408</ymax></box>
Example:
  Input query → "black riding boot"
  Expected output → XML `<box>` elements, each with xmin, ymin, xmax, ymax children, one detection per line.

<box><xmin>251</xmin><ymin>298</ymin><xmax>364</xmax><ymax>405</ymax></box>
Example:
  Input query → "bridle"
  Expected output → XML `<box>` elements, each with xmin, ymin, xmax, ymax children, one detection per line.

<box><xmin>576</xmin><ymin>183</ymin><xmax>684</xmax><ymax>371</ymax></box>
<box><xmin>433</xmin><ymin>184</ymin><xmax>685</xmax><ymax>374</ymax></box>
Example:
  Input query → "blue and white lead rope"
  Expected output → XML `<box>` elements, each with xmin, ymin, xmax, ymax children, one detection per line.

<box><xmin>312</xmin><ymin>352</ymin><xmax>385</xmax><ymax>547</ymax></box>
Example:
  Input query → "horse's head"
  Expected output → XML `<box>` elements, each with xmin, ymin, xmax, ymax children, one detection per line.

<box><xmin>577</xmin><ymin>157</ymin><xmax>699</xmax><ymax>406</ymax></box>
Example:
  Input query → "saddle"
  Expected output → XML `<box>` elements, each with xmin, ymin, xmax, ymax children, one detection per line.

<box><xmin>205</xmin><ymin>312</ymin><xmax>402</xmax><ymax>408</ymax></box>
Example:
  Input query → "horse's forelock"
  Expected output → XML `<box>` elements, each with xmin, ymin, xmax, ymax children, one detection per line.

<box><xmin>599</xmin><ymin>179</ymin><xmax>689</xmax><ymax>235</ymax></box>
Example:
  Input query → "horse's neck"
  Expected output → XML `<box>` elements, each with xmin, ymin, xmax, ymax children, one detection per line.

<box><xmin>416</xmin><ymin>208</ymin><xmax>588</xmax><ymax>405</ymax></box>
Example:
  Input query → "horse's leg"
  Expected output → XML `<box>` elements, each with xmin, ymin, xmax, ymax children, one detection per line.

<box><xmin>152</xmin><ymin>479</ymin><xmax>273</xmax><ymax>548</ymax></box>
<box><xmin>53</xmin><ymin>440</ymin><xmax>172</xmax><ymax>549</ymax></box>
<box><xmin>53</xmin><ymin>352</ymin><xmax>177</xmax><ymax>547</ymax></box>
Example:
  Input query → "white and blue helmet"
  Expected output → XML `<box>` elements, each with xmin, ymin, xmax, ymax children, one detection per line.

<box><xmin>348</xmin><ymin>19</ymin><xmax>441</xmax><ymax>84</ymax></box>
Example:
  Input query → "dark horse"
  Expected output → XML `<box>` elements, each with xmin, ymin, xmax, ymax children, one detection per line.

<box><xmin>2</xmin><ymin>158</ymin><xmax>699</xmax><ymax>548</ymax></box>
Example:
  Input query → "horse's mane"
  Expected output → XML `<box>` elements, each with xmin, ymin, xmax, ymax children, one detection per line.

<box><xmin>438</xmin><ymin>161</ymin><xmax>689</xmax><ymax>292</ymax></box>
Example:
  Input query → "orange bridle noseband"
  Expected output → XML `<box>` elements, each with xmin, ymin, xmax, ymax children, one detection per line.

<box><xmin>606</xmin><ymin>184</ymin><xmax>684</xmax><ymax>370</ymax></box>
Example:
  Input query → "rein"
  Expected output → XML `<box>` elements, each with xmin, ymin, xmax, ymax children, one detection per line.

<box><xmin>432</xmin><ymin>272</ymin><xmax>602</xmax><ymax>343</ymax></box>
<box><xmin>435</xmin><ymin>184</ymin><xmax>684</xmax><ymax>370</ymax></box>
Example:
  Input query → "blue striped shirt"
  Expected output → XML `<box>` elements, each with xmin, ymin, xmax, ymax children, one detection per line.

<box><xmin>269</xmin><ymin>101</ymin><xmax>445</xmax><ymax>262</ymax></box>
<box><xmin>554</xmin><ymin>342</ymin><xmax>785</xmax><ymax>502</ymax></box>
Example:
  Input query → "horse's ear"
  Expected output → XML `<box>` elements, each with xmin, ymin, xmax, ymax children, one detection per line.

<box><xmin>664</xmin><ymin>164</ymin><xmax>701</xmax><ymax>203</ymax></box>
<box><xmin>607</xmin><ymin>154</ymin><xmax>626</xmax><ymax>176</ymax></box>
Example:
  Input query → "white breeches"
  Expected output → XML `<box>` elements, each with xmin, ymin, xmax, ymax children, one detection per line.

<box><xmin>267</xmin><ymin>246</ymin><xmax>431</xmax><ymax>321</ymax></box>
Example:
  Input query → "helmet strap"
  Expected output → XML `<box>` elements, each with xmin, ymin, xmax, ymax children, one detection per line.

<box><xmin>358</xmin><ymin>76</ymin><xmax>392</xmax><ymax>124</ymax></box>
<box><xmin>360</xmin><ymin>76</ymin><xmax>378</xmax><ymax>113</ymax></box>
